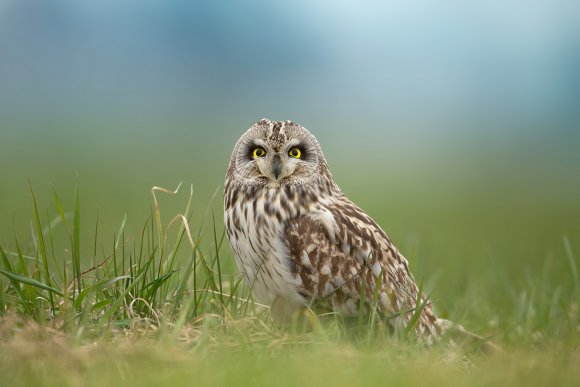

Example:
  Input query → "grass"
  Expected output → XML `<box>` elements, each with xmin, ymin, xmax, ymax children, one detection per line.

<box><xmin>0</xmin><ymin>180</ymin><xmax>579</xmax><ymax>386</ymax></box>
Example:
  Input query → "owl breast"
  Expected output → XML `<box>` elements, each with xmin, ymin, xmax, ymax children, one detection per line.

<box><xmin>224</xmin><ymin>181</ymin><xmax>315</xmax><ymax>310</ymax></box>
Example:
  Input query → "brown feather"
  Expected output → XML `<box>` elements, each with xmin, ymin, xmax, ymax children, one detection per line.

<box><xmin>284</xmin><ymin>196</ymin><xmax>441</xmax><ymax>339</ymax></box>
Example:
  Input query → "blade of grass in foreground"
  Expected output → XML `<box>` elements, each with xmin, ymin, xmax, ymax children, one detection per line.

<box><xmin>0</xmin><ymin>268</ymin><xmax>64</xmax><ymax>297</ymax></box>
<box><xmin>563</xmin><ymin>236</ymin><xmax>579</xmax><ymax>293</ymax></box>
<box><xmin>13</xmin><ymin>239</ymin><xmax>30</xmax><ymax>278</ymax></box>
<box><xmin>29</xmin><ymin>180</ymin><xmax>55</xmax><ymax>311</ymax></box>
<box><xmin>73</xmin><ymin>181</ymin><xmax>82</xmax><ymax>298</ymax></box>
<box><xmin>367</xmin><ymin>267</ymin><xmax>384</xmax><ymax>341</ymax></box>
<box><xmin>97</xmin><ymin>252</ymin><xmax>155</xmax><ymax>332</ymax></box>
<box><xmin>405</xmin><ymin>280</ymin><xmax>425</xmax><ymax>340</ymax></box>
<box><xmin>212</xmin><ymin>211</ymin><xmax>224</xmax><ymax>306</ymax></box>
<box><xmin>73</xmin><ymin>276</ymin><xmax>131</xmax><ymax>310</ymax></box>
<box><xmin>0</xmin><ymin>245</ymin><xmax>32</xmax><ymax>314</ymax></box>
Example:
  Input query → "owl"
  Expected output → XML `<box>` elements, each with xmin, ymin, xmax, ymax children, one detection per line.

<box><xmin>224</xmin><ymin>119</ymin><xmax>443</xmax><ymax>340</ymax></box>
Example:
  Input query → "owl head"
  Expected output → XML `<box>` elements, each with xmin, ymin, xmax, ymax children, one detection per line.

<box><xmin>227</xmin><ymin>118</ymin><xmax>332</xmax><ymax>188</ymax></box>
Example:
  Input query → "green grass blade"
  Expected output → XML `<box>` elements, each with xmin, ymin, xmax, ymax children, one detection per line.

<box><xmin>28</xmin><ymin>180</ymin><xmax>55</xmax><ymax>310</ymax></box>
<box><xmin>563</xmin><ymin>236</ymin><xmax>579</xmax><ymax>292</ymax></box>
<box><xmin>0</xmin><ymin>276</ymin><xmax>4</xmax><ymax>313</ymax></box>
<box><xmin>143</xmin><ymin>270</ymin><xmax>178</xmax><ymax>301</ymax></box>
<box><xmin>46</xmin><ymin>209</ymin><xmax>64</xmax><ymax>282</ymax></box>
<box><xmin>212</xmin><ymin>211</ymin><xmax>224</xmax><ymax>306</ymax></box>
<box><xmin>52</xmin><ymin>187</ymin><xmax>71</xmax><ymax>238</ymax></box>
<box><xmin>357</xmin><ymin>269</ymin><xmax>366</xmax><ymax>332</ymax></box>
<box><xmin>98</xmin><ymin>264</ymin><xmax>151</xmax><ymax>330</ymax></box>
<box><xmin>368</xmin><ymin>267</ymin><xmax>384</xmax><ymax>339</ymax></box>
<box><xmin>73</xmin><ymin>275</ymin><xmax>131</xmax><ymax>310</ymax></box>
<box><xmin>114</xmin><ymin>214</ymin><xmax>127</xmax><ymax>251</ymax></box>
<box><xmin>73</xmin><ymin>181</ymin><xmax>81</xmax><ymax>295</ymax></box>
<box><xmin>405</xmin><ymin>281</ymin><xmax>425</xmax><ymax>339</ymax></box>
<box><xmin>0</xmin><ymin>268</ymin><xmax>64</xmax><ymax>297</ymax></box>
<box><xmin>13</xmin><ymin>238</ymin><xmax>30</xmax><ymax>277</ymax></box>
<box><xmin>0</xmin><ymin>245</ymin><xmax>31</xmax><ymax>313</ymax></box>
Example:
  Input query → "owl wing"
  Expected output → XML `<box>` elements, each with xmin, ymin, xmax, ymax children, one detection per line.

<box><xmin>284</xmin><ymin>196</ymin><xmax>439</xmax><ymax>335</ymax></box>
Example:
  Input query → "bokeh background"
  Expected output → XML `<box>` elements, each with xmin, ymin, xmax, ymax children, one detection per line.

<box><xmin>1</xmin><ymin>0</ymin><xmax>579</xmax><ymax>318</ymax></box>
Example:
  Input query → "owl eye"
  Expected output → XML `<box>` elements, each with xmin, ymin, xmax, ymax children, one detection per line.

<box><xmin>288</xmin><ymin>147</ymin><xmax>302</xmax><ymax>159</ymax></box>
<box><xmin>252</xmin><ymin>147</ymin><xmax>266</xmax><ymax>159</ymax></box>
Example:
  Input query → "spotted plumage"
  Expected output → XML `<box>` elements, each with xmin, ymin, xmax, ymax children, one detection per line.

<box><xmin>224</xmin><ymin>119</ymin><xmax>443</xmax><ymax>340</ymax></box>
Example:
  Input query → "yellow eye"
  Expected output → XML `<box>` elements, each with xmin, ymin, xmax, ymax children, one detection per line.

<box><xmin>252</xmin><ymin>147</ymin><xmax>266</xmax><ymax>159</ymax></box>
<box><xmin>288</xmin><ymin>147</ymin><xmax>301</xmax><ymax>159</ymax></box>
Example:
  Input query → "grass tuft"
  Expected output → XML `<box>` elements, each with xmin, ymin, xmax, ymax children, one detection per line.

<box><xmin>0</xmin><ymin>182</ymin><xmax>258</xmax><ymax>339</ymax></box>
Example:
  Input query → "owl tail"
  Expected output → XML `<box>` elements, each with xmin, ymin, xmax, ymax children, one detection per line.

<box><xmin>436</xmin><ymin>318</ymin><xmax>503</xmax><ymax>354</ymax></box>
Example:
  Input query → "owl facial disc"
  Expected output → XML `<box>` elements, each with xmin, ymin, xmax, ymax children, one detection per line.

<box><xmin>229</xmin><ymin>119</ymin><xmax>326</xmax><ymax>187</ymax></box>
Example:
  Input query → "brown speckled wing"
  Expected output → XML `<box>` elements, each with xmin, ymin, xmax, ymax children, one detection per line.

<box><xmin>284</xmin><ymin>196</ymin><xmax>439</xmax><ymax>336</ymax></box>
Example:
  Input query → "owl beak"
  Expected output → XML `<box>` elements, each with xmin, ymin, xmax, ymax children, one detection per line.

<box><xmin>272</xmin><ymin>155</ymin><xmax>282</xmax><ymax>180</ymax></box>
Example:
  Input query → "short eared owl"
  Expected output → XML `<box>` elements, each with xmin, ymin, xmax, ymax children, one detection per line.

<box><xmin>224</xmin><ymin>119</ymin><xmax>442</xmax><ymax>339</ymax></box>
